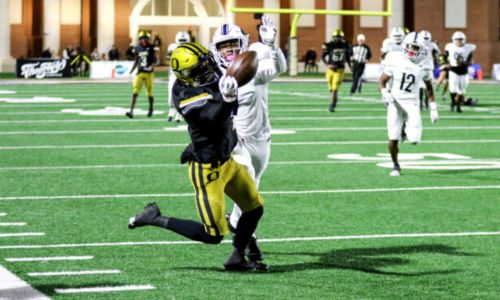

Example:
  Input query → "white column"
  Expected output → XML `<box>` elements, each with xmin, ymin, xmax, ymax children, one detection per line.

<box><xmin>263</xmin><ymin>0</ymin><xmax>280</xmax><ymax>46</ymax></box>
<box><xmin>43</xmin><ymin>0</ymin><xmax>61</xmax><ymax>55</ymax></box>
<box><xmin>97</xmin><ymin>0</ymin><xmax>115</xmax><ymax>55</ymax></box>
<box><xmin>387</xmin><ymin>0</ymin><xmax>404</xmax><ymax>35</ymax></box>
<box><xmin>0</xmin><ymin>0</ymin><xmax>14</xmax><ymax>72</ymax></box>
<box><xmin>325</xmin><ymin>0</ymin><xmax>342</xmax><ymax>42</ymax></box>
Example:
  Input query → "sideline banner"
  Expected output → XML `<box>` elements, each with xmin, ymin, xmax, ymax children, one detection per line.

<box><xmin>16</xmin><ymin>59</ymin><xmax>71</xmax><ymax>79</ymax></box>
<box><xmin>492</xmin><ymin>64</ymin><xmax>500</xmax><ymax>81</ymax></box>
<box><xmin>90</xmin><ymin>61</ymin><xmax>136</xmax><ymax>79</ymax></box>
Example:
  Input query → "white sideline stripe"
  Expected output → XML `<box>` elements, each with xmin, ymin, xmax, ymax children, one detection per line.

<box><xmin>6</xmin><ymin>256</ymin><xmax>94</xmax><ymax>262</ymax></box>
<box><xmin>1</xmin><ymin>185</ymin><xmax>500</xmax><ymax>202</ymax></box>
<box><xmin>0</xmin><ymin>232</ymin><xmax>45</xmax><ymax>237</ymax></box>
<box><xmin>28</xmin><ymin>269</ymin><xmax>121</xmax><ymax>277</ymax></box>
<box><xmin>0</xmin><ymin>222</ymin><xmax>27</xmax><ymax>226</ymax></box>
<box><xmin>3</xmin><ymin>139</ymin><xmax>500</xmax><ymax>151</ymax></box>
<box><xmin>0</xmin><ymin>160</ymin><xmax>372</xmax><ymax>171</ymax></box>
<box><xmin>0</xmin><ymin>231</ymin><xmax>498</xmax><ymax>250</ymax></box>
<box><xmin>0</xmin><ymin>265</ymin><xmax>51</xmax><ymax>299</ymax></box>
<box><xmin>0</xmin><ymin>212</ymin><xmax>7</xmax><ymax>216</ymax></box>
<box><xmin>55</xmin><ymin>285</ymin><xmax>156</xmax><ymax>294</ymax></box>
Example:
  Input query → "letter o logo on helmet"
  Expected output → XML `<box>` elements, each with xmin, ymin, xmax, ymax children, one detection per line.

<box><xmin>171</xmin><ymin>58</ymin><xmax>179</xmax><ymax>70</ymax></box>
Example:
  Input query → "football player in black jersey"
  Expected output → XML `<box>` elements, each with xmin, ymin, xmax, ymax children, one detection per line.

<box><xmin>126</xmin><ymin>31</ymin><xmax>158</xmax><ymax>118</ymax></box>
<box><xmin>128</xmin><ymin>42</ymin><xmax>267</xmax><ymax>272</ymax></box>
<box><xmin>321</xmin><ymin>29</ymin><xmax>352</xmax><ymax>112</ymax></box>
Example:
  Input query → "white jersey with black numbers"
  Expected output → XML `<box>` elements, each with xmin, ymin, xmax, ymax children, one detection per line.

<box><xmin>381</xmin><ymin>39</ymin><xmax>404</xmax><ymax>56</ymax></box>
<box><xmin>232</xmin><ymin>42</ymin><xmax>287</xmax><ymax>141</ymax></box>
<box><xmin>444</xmin><ymin>43</ymin><xmax>476</xmax><ymax>67</ymax></box>
<box><xmin>384</xmin><ymin>52</ymin><xmax>432</xmax><ymax>102</ymax></box>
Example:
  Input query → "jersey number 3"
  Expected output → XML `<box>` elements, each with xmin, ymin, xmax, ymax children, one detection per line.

<box><xmin>399</xmin><ymin>72</ymin><xmax>415</xmax><ymax>93</ymax></box>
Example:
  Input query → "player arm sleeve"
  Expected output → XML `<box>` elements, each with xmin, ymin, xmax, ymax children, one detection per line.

<box><xmin>321</xmin><ymin>44</ymin><xmax>329</xmax><ymax>65</ymax></box>
<box><xmin>273</xmin><ymin>48</ymin><xmax>287</xmax><ymax>74</ymax></box>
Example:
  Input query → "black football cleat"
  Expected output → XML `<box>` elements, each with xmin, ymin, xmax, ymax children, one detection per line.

<box><xmin>147</xmin><ymin>109</ymin><xmax>153</xmax><ymax>117</ymax></box>
<box><xmin>128</xmin><ymin>203</ymin><xmax>161</xmax><ymax>229</ymax></box>
<box><xmin>125</xmin><ymin>112</ymin><xmax>134</xmax><ymax>119</ymax></box>
<box><xmin>167</xmin><ymin>116</ymin><xmax>173</xmax><ymax>122</ymax></box>
<box><xmin>248</xmin><ymin>260</ymin><xmax>269</xmax><ymax>272</ymax></box>
<box><xmin>246</xmin><ymin>236</ymin><xmax>264</xmax><ymax>262</ymax></box>
<box><xmin>224</xmin><ymin>249</ymin><xmax>253</xmax><ymax>272</ymax></box>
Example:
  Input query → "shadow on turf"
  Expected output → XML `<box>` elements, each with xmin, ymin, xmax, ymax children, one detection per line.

<box><xmin>175</xmin><ymin>244</ymin><xmax>477</xmax><ymax>275</ymax></box>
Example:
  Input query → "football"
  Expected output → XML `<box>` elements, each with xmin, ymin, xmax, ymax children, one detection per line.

<box><xmin>226</xmin><ymin>50</ymin><xmax>258</xmax><ymax>86</ymax></box>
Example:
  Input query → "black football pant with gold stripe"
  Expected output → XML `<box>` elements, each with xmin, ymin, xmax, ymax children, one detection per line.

<box><xmin>157</xmin><ymin>158</ymin><xmax>264</xmax><ymax>251</ymax></box>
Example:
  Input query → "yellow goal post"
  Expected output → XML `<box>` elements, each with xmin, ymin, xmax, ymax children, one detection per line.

<box><xmin>228</xmin><ymin>0</ymin><xmax>393</xmax><ymax>76</ymax></box>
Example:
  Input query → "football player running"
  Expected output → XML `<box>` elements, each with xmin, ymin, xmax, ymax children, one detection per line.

<box><xmin>321</xmin><ymin>29</ymin><xmax>352</xmax><ymax>112</ymax></box>
<box><xmin>126</xmin><ymin>31</ymin><xmax>159</xmax><ymax>118</ymax></box>
<box><xmin>210</xmin><ymin>16</ymin><xmax>287</xmax><ymax>268</ymax></box>
<box><xmin>166</xmin><ymin>31</ymin><xmax>190</xmax><ymax>122</ymax></box>
<box><xmin>444</xmin><ymin>31</ymin><xmax>476</xmax><ymax>112</ymax></box>
<box><xmin>379</xmin><ymin>32</ymin><xmax>439</xmax><ymax>176</ymax></box>
<box><xmin>418</xmin><ymin>30</ymin><xmax>440</xmax><ymax>110</ymax></box>
<box><xmin>129</xmin><ymin>42</ymin><xmax>267</xmax><ymax>272</ymax></box>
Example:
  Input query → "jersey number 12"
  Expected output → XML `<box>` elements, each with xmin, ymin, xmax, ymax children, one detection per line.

<box><xmin>399</xmin><ymin>72</ymin><xmax>415</xmax><ymax>92</ymax></box>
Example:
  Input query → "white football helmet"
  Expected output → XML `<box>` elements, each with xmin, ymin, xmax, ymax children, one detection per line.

<box><xmin>390</xmin><ymin>27</ymin><xmax>405</xmax><ymax>44</ymax></box>
<box><xmin>402</xmin><ymin>32</ymin><xmax>424</xmax><ymax>63</ymax></box>
<box><xmin>175</xmin><ymin>31</ymin><xmax>191</xmax><ymax>45</ymax></box>
<box><xmin>419</xmin><ymin>30</ymin><xmax>432</xmax><ymax>44</ymax></box>
<box><xmin>452</xmin><ymin>31</ymin><xmax>466</xmax><ymax>46</ymax></box>
<box><xmin>210</xmin><ymin>24</ymin><xmax>249</xmax><ymax>69</ymax></box>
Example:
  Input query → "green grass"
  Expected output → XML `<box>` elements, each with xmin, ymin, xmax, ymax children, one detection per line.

<box><xmin>0</xmin><ymin>80</ymin><xmax>499</xmax><ymax>299</ymax></box>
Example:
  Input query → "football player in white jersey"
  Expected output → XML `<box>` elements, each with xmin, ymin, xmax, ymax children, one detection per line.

<box><xmin>381</xmin><ymin>27</ymin><xmax>405</xmax><ymax>61</ymax></box>
<box><xmin>444</xmin><ymin>31</ymin><xmax>476</xmax><ymax>112</ymax></box>
<box><xmin>166</xmin><ymin>31</ymin><xmax>191</xmax><ymax>122</ymax></box>
<box><xmin>211</xmin><ymin>16</ymin><xmax>287</xmax><ymax>266</ymax></box>
<box><xmin>418</xmin><ymin>30</ymin><xmax>440</xmax><ymax>110</ymax></box>
<box><xmin>379</xmin><ymin>32</ymin><xmax>439</xmax><ymax>176</ymax></box>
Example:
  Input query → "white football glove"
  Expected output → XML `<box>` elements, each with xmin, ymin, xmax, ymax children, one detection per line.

<box><xmin>219</xmin><ymin>75</ymin><xmax>238</xmax><ymax>103</ymax></box>
<box><xmin>430</xmin><ymin>101</ymin><xmax>439</xmax><ymax>124</ymax></box>
<box><xmin>259</xmin><ymin>16</ymin><xmax>277</xmax><ymax>50</ymax></box>
<box><xmin>381</xmin><ymin>88</ymin><xmax>394</xmax><ymax>105</ymax></box>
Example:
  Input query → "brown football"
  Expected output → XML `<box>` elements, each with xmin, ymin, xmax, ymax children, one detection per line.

<box><xmin>226</xmin><ymin>51</ymin><xmax>258</xmax><ymax>86</ymax></box>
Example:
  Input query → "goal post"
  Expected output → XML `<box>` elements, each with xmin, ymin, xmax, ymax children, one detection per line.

<box><xmin>228</xmin><ymin>0</ymin><xmax>393</xmax><ymax>76</ymax></box>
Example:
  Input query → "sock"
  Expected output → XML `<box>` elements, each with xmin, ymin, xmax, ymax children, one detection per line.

<box><xmin>165</xmin><ymin>217</ymin><xmax>223</xmax><ymax>244</ymax></box>
<box><xmin>233</xmin><ymin>206</ymin><xmax>263</xmax><ymax>252</ymax></box>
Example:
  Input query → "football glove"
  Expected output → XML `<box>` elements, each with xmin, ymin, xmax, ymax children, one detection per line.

<box><xmin>430</xmin><ymin>101</ymin><xmax>439</xmax><ymax>123</ymax></box>
<box><xmin>381</xmin><ymin>88</ymin><xmax>394</xmax><ymax>105</ymax></box>
<box><xmin>259</xmin><ymin>16</ymin><xmax>277</xmax><ymax>50</ymax></box>
<box><xmin>219</xmin><ymin>75</ymin><xmax>238</xmax><ymax>103</ymax></box>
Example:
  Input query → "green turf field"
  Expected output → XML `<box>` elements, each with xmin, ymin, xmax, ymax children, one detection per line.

<box><xmin>0</xmin><ymin>79</ymin><xmax>499</xmax><ymax>299</ymax></box>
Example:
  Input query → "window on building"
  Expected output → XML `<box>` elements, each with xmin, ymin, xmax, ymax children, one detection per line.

<box><xmin>131</xmin><ymin>0</ymin><xmax>222</xmax><ymax>17</ymax></box>
<box><xmin>445</xmin><ymin>0</ymin><xmax>467</xmax><ymax>28</ymax></box>
<box><xmin>360</xmin><ymin>0</ymin><xmax>383</xmax><ymax>28</ymax></box>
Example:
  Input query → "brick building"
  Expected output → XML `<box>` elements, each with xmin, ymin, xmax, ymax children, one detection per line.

<box><xmin>1</xmin><ymin>0</ymin><xmax>499</xmax><ymax>75</ymax></box>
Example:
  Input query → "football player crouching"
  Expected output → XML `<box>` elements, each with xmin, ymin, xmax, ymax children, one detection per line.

<box><xmin>379</xmin><ymin>32</ymin><xmax>439</xmax><ymax>177</ymax></box>
<box><xmin>129</xmin><ymin>42</ymin><xmax>268</xmax><ymax>272</ymax></box>
<box><xmin>209</xmin><ymin>16</ymin><xmax>286</xmax><ymax>268</ymax></box>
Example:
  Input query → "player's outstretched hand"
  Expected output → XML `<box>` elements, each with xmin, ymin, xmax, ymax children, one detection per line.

<box><xmin>219</xmin><ymin>75</ymin><xmax>238</xmax><ymax>103</ymax></box>
<box><xmin>430</xmin><ymin>102</ymin><xmax>439</xmax><ymax>124</ymax></box>
<box><xmin>381</xmin><ymin>88</ymin><xmax>394</xmax><ymax>105</ymax></box>
<box><xmin>259</xmin><ymin>16</ymin><xmax>277</xmax><ymax>49</ymax></box>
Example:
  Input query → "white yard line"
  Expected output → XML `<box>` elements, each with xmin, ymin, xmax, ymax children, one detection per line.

<box><xmin>3</xmin><ymin>139</ymin><xmax>500</xmax><ymax>151</ymax></box>
<box><xmin>0</xmin><ymin>265</ymin><xmax>51</xmax><ymax>300</ymax></box>
<box><xmin>0</xmin><ymin>222</ymin><xmax>27</xmax><ymax>226</ymax></box>
<box><xmin>0</xmin><ymin>213</ymin><xmax>7</xmax><ymax>216</ymax></box>
<box><xmin>6</xmin><ymin>256</ymin><xmax>94</xmax><ymax>262</ymax></box>
<box><xmin>28</xmin><ymin>270</ymin><xmax>121</xmax><ymax>277</ymax></box>
<box><xmin>1</xmin><ymin>185</ymin><xmax>500</xmax><ymax>202</ymax></box>
<box><xmin>0</xmin><ymin>231</ymin><xmax>498</xmax><ymax>250</ymax></box>
<box><xmin>0</xmin><ymin>232</ymin><xmax>45</xmax><ymax>237</ymax></box>
<box><xmin>55</xmin><ymin>285</ymin><xmax>155</xmax><ymax>294</ymax></box>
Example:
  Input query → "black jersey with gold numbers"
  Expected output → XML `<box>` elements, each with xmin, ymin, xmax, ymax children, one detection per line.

<box><xmin>134</xmin><ymin>44</ymin><xmax>157</xmax><ymax>73</ymax></box>
<box><xmin>172</xmin><ymin>80</ymin><xmax>238</xmax><ymax>164</ymax></box>
<box><xmin>321</xmin><ymin>40</ymin><xmax>351</xmax><ymax>69</ymax></box>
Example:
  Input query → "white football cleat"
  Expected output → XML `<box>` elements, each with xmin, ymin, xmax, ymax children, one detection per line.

<box><xmin>390</xmin><ymin>165</ymin><xmax>401</xmax><ymax>177</ymax></box>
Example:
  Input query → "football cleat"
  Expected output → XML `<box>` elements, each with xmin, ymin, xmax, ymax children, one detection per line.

<box><xmin>246</xmin><ymin>236</ymin><xmax>264</xmax><ymax>262</ymax></box>
<box><xmin>224</xmin><ymin>249</ymin><xmax>253</xmax><ymax>271</ymax></box>
<box><xmin>248</xmin><ymin>260</ymin><xmax>269</xmax><ymax>272</ymax></box>
<box><xmin>125</xmin><ymin>112</ymin><xmax>133</xmax><ymax>119</ymax></box>
<box><xmin>167</xmin><ymin>116</ymin><xmax>173</xmax><ymax>122</ymax></box>
<box><xmin>147</xmin><ymin>109</ymin><xmax>153</xmax><ymax>117</ymax></box>
<box><xmin>390</xmin><ymin>165</ymin><xmax>401</xmax><ymax>177</ymax></box>
<box><xmin>128</xmin><ymin>202</ymin><xmax>161</xmax><ymax>229</ymax></box>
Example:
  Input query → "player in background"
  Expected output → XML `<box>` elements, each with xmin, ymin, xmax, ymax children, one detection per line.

<box><xmin>126</xmin><ymin>31</ymin><xmax>159</xmax><ymax>118</ymax></box>
<box><xmin>379</xmin><ymin>32</ymin><xmax>439</xmax><ymax>177</ymax></box>
<box><xmin>129</xmin><ymin>42</ymin><xmax>267</xmax><ymax>272</ymax></box>
<box><xmin>166</xmin><ymin>31</ymin><xmax>191</xmax><ymax>122</ymax></box>
<box><xmin>381</xmin><ymin>27</ymin><xmax>405</xmax><ymax>61</ymax></box>
<box><xmin>436</xmin><ymin>53</ymin><xmax>450</xmax><ymax>101</ymax></box>
<box><xmin>210</xmin><ymin>16</ymin><xmax>287</xmax><ymax>267</ymax></box>
<box><xmin>444</xmin><ymin>31</ymin><xmax>476</xmax><ymax>113</ymax></box>
<box><xmin>321</xmin><ymin>29</ymin><xmax>351</xmax><ymax>112</ymax></box>
<box><xmin>418</xmin><ymin>30</ymin><xmax>440</xmax><ymax>110</ymax></box>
